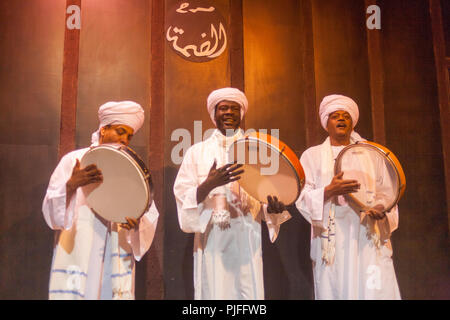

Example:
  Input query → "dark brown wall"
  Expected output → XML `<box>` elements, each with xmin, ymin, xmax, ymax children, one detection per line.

<box><xmin>312</xmin><ymin>0</ymin><xmax>373</xmax><ymax>142</ymax></box>
<box><xmin>0</xmin><ymin>0</ymin><xmax>65</xmax><ymax>299</ymax></box>
<box><xmin>380</xmin><ymin>0</ymin><xmax>449</xmax><ymax>299</ymax></box>
<box><xmin>243</xmin><ymin>0</ymin><xmax>313</xmax><ymax>299</ymax></box>
<box><xmin>75</xmin><ymin>0</ymin><xmax>152</xmax><ymax>157</ymax></box>
<box><xmin>441</xmin><ymin>0</ymin><xmax>450</xmax><ymax>57</ymax></box>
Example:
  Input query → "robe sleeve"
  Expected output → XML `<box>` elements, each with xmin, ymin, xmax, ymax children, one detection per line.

<box><xmin>42</xmin><ymin>151</ymin><xmax>80</xmax><ymax>230</ymax></box>
<box><xmin>371</xmin><ymin>155</ymin><xmax>400</xmax><ymax>239</ymax></box>
<box><xmin>375</xmin><ymin>204</ymin><xmax>399</xmax><ymax>244</ymax></box>
<box><xmin>173</xmin><ymin>147</ymin><xmax>212</xmax><ymax>233</ymax></box>
<box><xmin>239</xmin><ymin>186</ymin><xmax>291</xmax><ymax>243</ymax></box>
<box><xmin>295</xmin><ymin>151</ymin><xmax>330</xmax><ymax>230</ymax></box>
<box><xmin>126</xmin><ymin>201</ymin><xmax>159</xmax><ymax>261</ymax></box>
<box><xmin>385</xmin><ymin>205</ymin><xmax>399</xmax><ymax>233</ymax></box>
<box><xmin>262</xmin><ymin>204</ymin><xmax>291</xmax><ymax>243</ymax></box>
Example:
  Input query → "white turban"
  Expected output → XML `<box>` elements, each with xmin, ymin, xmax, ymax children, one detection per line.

<box><xmin>206</xmin><ymin>87</ymin><xmax>248</xmax><ymax>125</ymax></box>
<box><xmin>319</xmin><ymin>94</ymin><xmax>359</xmax><ymax>131</ymax></box>
<box><xmin>91</xmin><ymin>101</ymin><xmax>144</xmax><ymax>145</ymax></box>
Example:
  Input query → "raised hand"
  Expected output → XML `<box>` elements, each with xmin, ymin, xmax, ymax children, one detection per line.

<box><xmin>196</xmin><ymin>160</ymin><xmax>244</xmax><ymax>204</ymax></box>
<box><xmin>324</xmin><ymin>172</ymin><xmax>360</xmax><ymax>202</ymax></box>
<box><xmin>66</xmin><ymin>159</ymin><xmax>103</xmax><ymax>205</ymax></box>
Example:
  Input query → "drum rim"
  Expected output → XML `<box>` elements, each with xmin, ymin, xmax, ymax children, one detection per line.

<box><xmin>334</xmin><ymin>141</ymin><xmax>404</xmax><ymax>213</ymax></box>
<box><xmin>231</xmin><ymin>136</ymin><xmax>302</xmax><ymax>205</ymax></box>
<box><xmin>82</xmin><ymin>143</ymin><xmax>151</xmax><ymax>222</ymax></box>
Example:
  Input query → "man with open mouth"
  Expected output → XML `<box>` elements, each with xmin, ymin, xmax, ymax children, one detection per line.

<box><xmin>173</xmin><ymin>87</ymin><xmax>290</xmax><ymax>300</ymax></box>
<box><xmin>295</xmin><ymin>94</ymin><xmax>401</xmax><ymax>300</ymax></box>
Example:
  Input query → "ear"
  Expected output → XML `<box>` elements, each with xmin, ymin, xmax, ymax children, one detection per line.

<box><xmin>99</xmin><ymin>127</ymin><xmax>106</xmax><ymax>142</ymax></box>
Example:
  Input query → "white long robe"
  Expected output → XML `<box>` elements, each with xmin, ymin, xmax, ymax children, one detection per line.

<box><xmin>295</xmin><ymin>138</ymin><xmax>401</xmax><ymax>300</ymax></box>
<box><xmin>173</xmin><ymin>129</ymin><xmax>291</xmax><ymax>300</ymax></box>
<box><xmin>42</xmin><ymin>147</ymin><xmax>159</xmax><ymax>300</ymax></box>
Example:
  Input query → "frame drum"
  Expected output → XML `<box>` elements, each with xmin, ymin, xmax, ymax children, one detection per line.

<box><xmin>334</xmin><ymin>141</ymin><xmax>406</xmax><ymax>213</ymax></box>
<box><xmin>228</xmin><ymin>132</ymin><xmax>305</xmax><ymax>205</ymax></box>
<box><xmin>80</xmin><ymin>144</ymin><xmax>153</xmax><ymax>223</ymax></box>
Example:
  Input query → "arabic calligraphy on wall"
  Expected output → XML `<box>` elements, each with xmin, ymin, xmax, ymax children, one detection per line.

<box><xmin>166</xmin><ymin>1</ymin><xmax>228</xmax><ymax>63</ymax></box>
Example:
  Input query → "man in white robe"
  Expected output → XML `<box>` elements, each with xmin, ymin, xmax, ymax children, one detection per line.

<box><xmin>42</xmin><ymin>101</ymin><xmax>159</xmax><ymax>300</ymax></box>
<box><xmin>295</xmin><ymin>94</ymin><xmax>401</xmax><ymax>299</ymax></box>
<box><xmin>173</xmin><ymin>88</ymin><xmax>291</xmax><ymax>300</ymax></box>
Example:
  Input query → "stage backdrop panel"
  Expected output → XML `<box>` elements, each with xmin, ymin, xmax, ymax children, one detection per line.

<box><xmin>163</xmin><ymin>0</ymin><xmax>231</xmax><ymax>299</ymax></box>
<box><xmin>380</xmin><ymin>0</ymin><xmax>449</xmax><ymax>299</ymax></box>
<box><xmin>243</xmin><ymin>0</ymin><xmax>313</xmax><ymax>299</ymax></box>
<box><xmin>0</xmin><ymin>0</ymin><xmax>65</xmax><ymax>299</ymax></box>
<box><xmin>312</xmin><ymin>0</ymin><xmax>373</xmax><ymax>141</ymax></box>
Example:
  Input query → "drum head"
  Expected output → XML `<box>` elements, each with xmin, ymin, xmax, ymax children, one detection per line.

<box><xmin>335</xmin><ymin>143</ymin><xmax>402</xmax><ymax>212</ymax></box>
<box><xmin>228</xmin><ymin>137</ymin><xmax>301</xmax><ymax>205</ymax></box>
<box><xmin>80</xmin><ymin>145</ymin><xmax>150</xmax><ymax>223</ymax></box>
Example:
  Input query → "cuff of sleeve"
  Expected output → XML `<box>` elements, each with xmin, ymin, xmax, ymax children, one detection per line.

<box><xmin>182</xmin><ymin>187</ymin><xmax>200</xmax><ymax>210</ymax></box>
<box><xmin>310</xmin><ymin>187</ymin><xmax>326</xmax><ymax>221</ymax></box>
<box><xmin>263</xmin><ymin>204</ymin><xmax>291</xmax><ymax>243</ymax></box>
<box><xmin>385</xmin><ymin>205</ymin><xmax>399</xmax><ymax>233</ymax></box>
<box><xmin>44</xmin><ymin>184</ymin><xmax>76</xmax><ymax>230</ymax></box>
<box><xmin>127</xmin><ymin>204</ymin><xmax>159</xmax><ymax>261</ymax></box>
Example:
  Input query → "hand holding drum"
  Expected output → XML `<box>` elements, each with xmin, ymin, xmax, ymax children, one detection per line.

<box><xmin>66</xmin><ymin>158</ymin><xmax>141</xmax><ymax>229</ymax></box>
<box><xmin>66</xmin><ymin>159</ymin><xmax>103</xmax><ymax>207</ymax></box>
<box><xmin>77</xmin><ymin>144</ymin><xmax>153</xmax><ymax>227</ymax></box>
<box><xmin>324</xmin><ymin>171</ymin><xmax>361</xmax><ymax>202</ymax></box>
<box><xmin>226</xmin><ymin>132</ymin><xmax>305</xmax><ymax>212</ymax></box>
<box><xmin>333</xmin><ymin>141</ymin><xmax>406</xmax><ymax>215</ymax></box>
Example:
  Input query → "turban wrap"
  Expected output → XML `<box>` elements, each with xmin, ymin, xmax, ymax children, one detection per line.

<box><xmin>91</xmin><ymin>101</ymin><xmax>145</xmax><ymax>145</ymax></box>
<box><xmin>319</xmin><ymin>94</ymin><xmax>359</xmax><ymax>131</ymax></box>
<box><xmin>207</xmin><ymin>87</ymin><xmax>248</xmax><ymax>125</ymax></box>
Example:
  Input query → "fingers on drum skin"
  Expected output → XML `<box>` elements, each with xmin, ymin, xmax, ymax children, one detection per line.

<box><xmin>273</xmin><ymin>196</ymin><xmax>285</xmax><ymax>212</ymax></box>
<box><xmin>120</xmin><ymin>223</ymin><xmax>131</xmax><ymax>230</ymax></box>
<box><xmin>126</xmin><ymin>217</ymin><xmax>138</xmax><ymax>227</ymax></box>
<box><xmin>373</xmin><ymin>204</ymin><xmax>385</xmax><ymax>212</ymax></box>
<box><xmin>267</xmin><ymin>195</ymin><xmax>280</xmax><ymax>213</ymax></box>
<box><xmin>367</xmin><ymin>210</ymin><xmax>385</xmax><ymax>220</ymax></box>
<box><xmin>83</xmin><ymin>164</ymin><xmax>98</xmax><ymax>172</ymax></box>
<box><xmin>267</xmin><ymin>196</ymin><xmax>274</xmax><ymax>213</ymax></box>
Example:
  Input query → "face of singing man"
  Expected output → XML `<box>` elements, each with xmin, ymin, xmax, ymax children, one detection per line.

<box><xmin>214</xmin><ymin>100</ymin><xmax>241</xmax><ymax>136</ymax></box>
<box><xmin>326</xmin><ymin>110</ymin><xmax>353</xmax><ymax>143</ymax></box>
<box><xmin>99</xmin><ymin>124</ymin><xmax>134</xmax><ymax>146</ymax></box>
